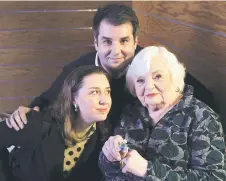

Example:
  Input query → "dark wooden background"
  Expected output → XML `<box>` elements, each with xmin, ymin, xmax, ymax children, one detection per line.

<box><xmin>0</xmin><ymin>1</ymin><xmax>130</xmax><ymax>111</ymax></box>
<box><xmin>0</xmin><ymin>1</ymin><xmax>226</xmax><ymax>126</ymax></box>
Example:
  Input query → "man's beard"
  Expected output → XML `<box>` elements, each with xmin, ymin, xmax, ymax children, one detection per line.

<box><xmin>108</xmin><ymin>57</ymin><xmax>133</xmax><ymax>78</ymax></box>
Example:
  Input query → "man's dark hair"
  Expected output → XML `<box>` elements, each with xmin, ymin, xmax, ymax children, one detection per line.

<box><xmin>93</xmin><ymin>3</ymin><xmax>139</xmax><ymax>39</ymax></box>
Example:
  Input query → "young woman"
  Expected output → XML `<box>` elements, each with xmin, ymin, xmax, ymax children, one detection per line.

<box><xmin>0</xmin><ymin>65</ymin><xmax>112</xmax><ymax>181</ymax></box>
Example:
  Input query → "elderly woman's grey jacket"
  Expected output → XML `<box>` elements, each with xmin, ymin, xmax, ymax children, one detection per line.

<box><xmin>99</xmin><ymin>85</ymin><xmax>226</xmax><ymax>181</ymax></box>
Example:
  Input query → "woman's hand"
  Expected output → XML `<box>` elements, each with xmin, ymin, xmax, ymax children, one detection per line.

<box><xmin>102</xmin><ymin>135</ymin><xmax>128</xmax><ymax>162</ymax></box>
<box><xmin>121</xmin><ymin>150</ymin><xmax>148</xmax><ymax>177</ymax></box>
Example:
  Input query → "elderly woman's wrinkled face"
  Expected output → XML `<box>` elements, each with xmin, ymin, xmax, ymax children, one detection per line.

<box><xmin>134</xmin><ymin>56</ymin><xmax>177</xmax><ymax>110</ymax></box>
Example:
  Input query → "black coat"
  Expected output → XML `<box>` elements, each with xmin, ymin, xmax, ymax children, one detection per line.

<box><xmin>99</xmin><ymin>85</ymin><xmax>226</xmax><ymax>180</ymax></box>
<box><xmin>0</xmin><ymin>111</ymin><xmax>103</xmax><ymax>181</ymax></box>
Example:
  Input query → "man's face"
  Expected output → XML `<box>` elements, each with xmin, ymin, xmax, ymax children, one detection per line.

<box><xmin>95</xmin><ymin>20</ymin><xmax>138</xmax><ymax>74</ymax></box>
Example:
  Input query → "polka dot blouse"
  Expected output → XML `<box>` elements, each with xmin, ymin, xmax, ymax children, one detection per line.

<box><xmin>63</xmin><ymin>123</ymin><xmax>96</xmax><ymax>172</ymax></box>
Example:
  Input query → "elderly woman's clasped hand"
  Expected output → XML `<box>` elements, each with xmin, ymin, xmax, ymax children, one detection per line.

<box><xmin>102</xmin><ymin>135</ymin><xmax>148</xmax><ymax>177</ymax></box>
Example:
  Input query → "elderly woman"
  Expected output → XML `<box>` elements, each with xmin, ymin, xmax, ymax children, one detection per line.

<box><xmin>99</xmin><ymin>46</ymin><xmax>226</xmax><ymax>180</ymax></box>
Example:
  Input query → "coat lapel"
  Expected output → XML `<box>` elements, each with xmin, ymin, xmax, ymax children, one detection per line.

<box><xmin>41</xmin><ymin>121</ymin><xmax>65</xmax><ymax>180</ymax></box>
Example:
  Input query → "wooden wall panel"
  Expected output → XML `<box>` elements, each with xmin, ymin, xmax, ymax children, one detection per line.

<box><xmin>0</xmin><ymin>99</ymin><xmax>34</xmax><ymax>114</ymax></box>
<box><xmin>0</xmin><ymin>66</ymin><xmax>63</xmax><ymax>82</ymax></box>
<box><xmin>139</xmin><ymin>31</ymin><xmax>226</xmax><ymax>96</ymax></box>
<box><xmin>135</xmin><ymin>2</ymin><xmax>226</xmax><ymax>71</ymax></box>
<box><xmin>138</xmin><ymin>17</ymin><xmax>226</xmax><ymax>89</ymax></box>
<box><xmin>0</xmin><ymin>47</ymin><xmax>94</xmax><ymax>65</ymax></box>
<box><xmin>0</xmin><ymin>30</ymin><xmax>93</xmax><ymax>47</ymax></box>
<box><xmin>133</xmin><ymin>2</ymin><xmax>226</xmax><ymax>34</ymax></box>
<box><xmin>0</xmin><ymin>12</ymin><xmax>95</xmax><ymax>29</ymax></box>
<box><xmin>2</xmin><ymin>0</ymin><xmax>225</xmax><ymax>123</ymax></box>
<box><xmin>138</xmin><ymin>31</ymin><xmax>161</xmax><ymax>47</ymax></box>
<box><xmin>133</xmin><ymin>1</ymin><xmax>226</xmax><ymax>126</ymax></box>
<box><xmin>134</xmin><ymin>1</ymin><xmax>226</xmax><ymax>90</ymax></box>
<box><xmin>0</xmin><ymin>1</ymin><xmax>130</xmax><ymax>11</ymax></box>
<box><xmin>0</xmin><ymin>80</ymin><xmax>56</xmax><ymax>98</ymax></box>
<box><xmin>0</xmin><ymin>1</ymin><xmax>132</xmax><ymax>112</ymax></box>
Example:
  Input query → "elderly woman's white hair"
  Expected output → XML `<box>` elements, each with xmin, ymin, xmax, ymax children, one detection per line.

<box><xmin>126</xmin><ymin>46</ymin><xmax>186</xmax><ymax>96</ymax></box>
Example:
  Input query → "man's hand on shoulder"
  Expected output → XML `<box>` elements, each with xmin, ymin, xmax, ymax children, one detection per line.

<box><xmin>6</xmin><ymin>106</ymin><xmax>40</xmax><ymax>131</ymax></box>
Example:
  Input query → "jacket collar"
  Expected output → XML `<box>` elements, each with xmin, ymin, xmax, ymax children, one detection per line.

<box><xmin>170</xmin><ymin>84</ymin><xmax>194</xmax><ymax>112</ymax></box>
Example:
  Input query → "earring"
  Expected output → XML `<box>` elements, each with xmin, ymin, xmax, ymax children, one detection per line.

<box><xmin>73</xmin><ymin>103</ymin><xmax>78</xmax><ymax>111</ymax></box>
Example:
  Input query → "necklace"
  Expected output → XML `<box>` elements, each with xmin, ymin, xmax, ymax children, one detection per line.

<box><xmin>72</xmin><ymin>123</ymin><xmax>96</xmax><ymax>142</ymax></box>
